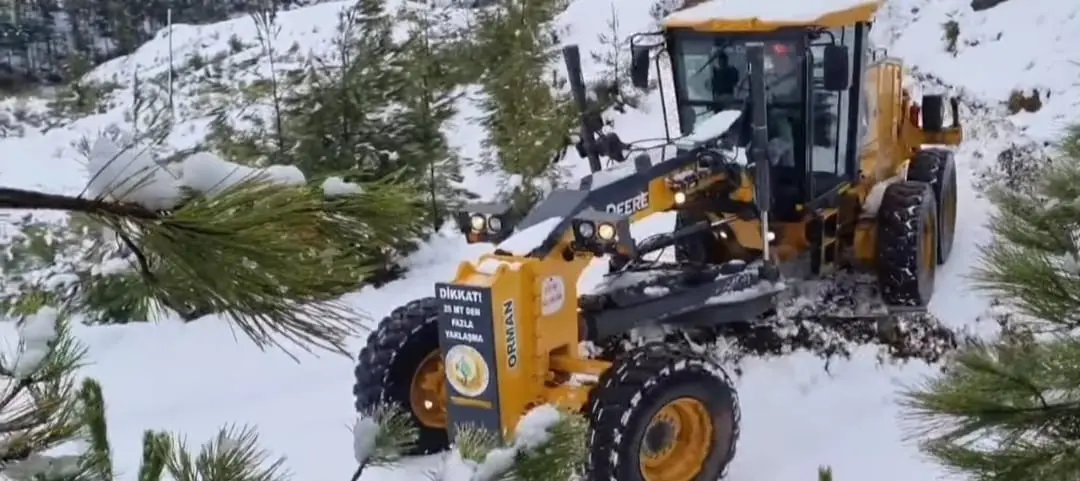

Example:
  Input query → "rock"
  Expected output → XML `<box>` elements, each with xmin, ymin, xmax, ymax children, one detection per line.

<box><xmin>971</xmin><ymin>0</ymin><xmax>1010</xmax><ymax>12</ymax></box>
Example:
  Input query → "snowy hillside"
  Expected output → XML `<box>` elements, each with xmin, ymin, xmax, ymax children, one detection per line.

<box><xmin>0</xmin><ymin>0</ymin><xmax>1076</xmax><ymax>479</ymax></box>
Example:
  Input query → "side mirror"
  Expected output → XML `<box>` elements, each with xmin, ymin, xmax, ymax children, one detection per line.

<box><xmin>630</xmin><ymin>45</ymin><xmax>651</xmax><ymax>89</ymax></box>
<box><xmin>822</xmin><ymin>45</ymin><xmax>850</xmax><ymax>91</ymax></box>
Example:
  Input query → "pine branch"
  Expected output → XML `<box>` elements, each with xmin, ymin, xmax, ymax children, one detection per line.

<box><xmin>350</xmin><ymin>404</ymin><xmax>420</xmax><ymax>480</ymax></box>
<box><xmin>1</xmin><ymin>179</ymin><xmax>373</xmax><ymax>355</ymax></box>
<box><xmin>973</xmin><ymin>139</ymin><xmax>1080</xmax><ymax>329</ymax></box>
<box><xmin>433</xmin><ymin>405</ymin><xmax>587</xmax><ymax>481</ymax></box>
<box><xmin>0</xmin><ymin>309</ymin><xmax>86</xmax><ymax>475</ymax></box>
<box><xmin>166</xmin><ymin>425</ymin><xmax>290</xmax><ymax>481</ymax></box>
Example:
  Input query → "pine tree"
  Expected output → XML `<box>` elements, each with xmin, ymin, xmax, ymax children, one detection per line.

<box><xmin>279</xmin><ymin>0</ymin><xmax>461</xmax><ymax>273</ymax></box>
<box><xmin>900</xmin><ymin>125</ymin><xmax>1080</xmax><ymax>481</ymax></box>
<box><xmin>250</xmin><ymin>0</ymin><xmax>287</xmax><ymax>158</ymax></box>
<box><xmin>392</xmin><ymin>0</ymin><xmax>476</xmax><ymax>231</ymax></box>
<box><xmin>473</xmin><ymin>0</ymin><xmax>576</xmax><ymax>211</ymax></box>
<box><xmin>590</xmin><ymin>3</ymin><xmax>642</xmax><ymax>114</ymax></box>
<box><xmin>284</xmin><ymin>0</ymin><xmax>403</xmax><ymax>178</ymax></box>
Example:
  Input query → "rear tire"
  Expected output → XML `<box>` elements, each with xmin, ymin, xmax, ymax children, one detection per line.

<box><xmin>585</xmin><ymin>343</ymin><xmax>740</xmax><ymax>481</ymax></box>
<box><xmin>354</xmin><ymin>298</ymin><xmax>450</xmax><ymax>455</ymax></box>
<box><xmin>876</xmin><ymin>182</ymin><xmax>938</xmax><ymax>307</ymax></box>
<box><xmin>908</xmin><ymin>149</ymin><xmax>957</xmax><ymax>264</ymax></box>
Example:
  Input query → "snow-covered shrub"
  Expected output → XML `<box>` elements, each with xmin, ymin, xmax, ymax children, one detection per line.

<box><xmin>351</xmin><ymin>404</ymin><xmax>588</xmax><ymax>481</ymax></box>
<box><xmin>437</xmin><ymin>405</ymin><xmax>587</xmax><ymax>481</ymax></box>
<box><xmin>0</xmin><ymin>212</ymin><xmax>151</xmax><ymax>324</ymax></box>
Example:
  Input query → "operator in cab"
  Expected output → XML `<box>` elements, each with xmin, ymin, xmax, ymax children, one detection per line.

<box><xmin>680</xmin><ymin>39</ymin><xmax>799</xmax><ymax>168</ymax></box>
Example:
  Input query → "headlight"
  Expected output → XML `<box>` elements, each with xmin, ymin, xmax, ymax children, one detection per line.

<box><xmin>597</xmin><ymin>223</ymin><xmax>617</xmax><ymax>241</ymax></box>
<box><xmin>455</xmin><ymin>202</ymin><xmax>516</xmax><ymax>244</ymax></box>
<box><xmin>673</xmin><ymin>192</ymin><xmax>687</xmax><ymax>205</ymax></box>
<box><xmin>470</xmin><ymin>214</ymin><xmax>486</xmax><ymax>231</ymax></box>
<box><xmin>570</xmin><ymin>208</ymin><xmax>635</xmax><ymax>257</ymax></box>
<box><xmin>577</xmin><ymin>221</ymin><xmax>595</xmax><ymax>238</ymax></box>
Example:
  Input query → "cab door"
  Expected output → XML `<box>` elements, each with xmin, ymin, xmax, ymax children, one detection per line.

<box><xmin>805</xmin><ymin>26</ymin><xmax>859</xmax><ymax>204</ymax></box>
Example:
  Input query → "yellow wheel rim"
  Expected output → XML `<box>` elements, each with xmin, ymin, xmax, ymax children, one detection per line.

<box><xmin>409</xmin><ymin>350</ymin><xmax>448</xmax><ymax>428</ymax></box>
<box><xmin>639</xmin><ymin>398</ymin><xmax>714</xmax><ymax>481</ymax></box>
<box><xmin>921</xmin><ymin>206</ymin><xmax>937</xmax><ymax>276</ymax></box>
<box><xmin>943</xmin><ymin>186</ymin><xmax>957</xmax><ymax>248</ymax></box>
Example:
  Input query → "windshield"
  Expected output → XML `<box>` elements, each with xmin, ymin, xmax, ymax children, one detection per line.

<box><xmin>671</xmin><ymin>35</ymin><xmax>801</xmax><ymax>139</ymax></box>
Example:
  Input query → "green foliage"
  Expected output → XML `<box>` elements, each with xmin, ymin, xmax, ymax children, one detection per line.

<box><xmin>211</xmin><ymin>0</ymin><xmax>475</xmax><ymax>265</ymax></box>
<box><xmin>973</xmin><ymin>125</ymin><xmax>1080</xmax><ymax>327</ymax></box>
<box><xmin>899</xmin><ymin>125</ymin><xmax>1080</xmax><ymax>481</ymax></box>
<box><xmin>344</xmin><ymin>404</ymin><xmax>589</xmax><ymax>481</ymax></box>
<box><xmin>819</xmin><ymin>465</ymin><xmax>833</xmax><ymax>481</ymax></box>
<box><xmin>506</xmin><ymin>414</ymin><xmax>588</xmax><ymax>480</ymax></box>
<box><xmin>48</xmin><ymin>79</ymin><xmax>122</xmax><ymax>119</ymax></box>
<box><xmin>0</xmin><ymin>310</ymin><xmax>87</xmax><ymax>465</ymax></box>
<box><xmin>473</xmin><ymin>0</ymin><xmax>576</xmax><ymax>200</ymax></box>
<box><xmin>0</xmin><ymin>213</ymin><xmax>153</xmax><ymax>324</ymax></box>
<box><xmin>0</xmin><ymin>308</ymin><xmax>291</xmax><ymax>481</ymax></box>
<box><xmin>1</xmin><ymin>157</ymin><xmax>425</xmax><ymax>352</ymax></box>
<box><xmin>942</xmin><ymin>19</ymin><xmax>960</xmax><ymax>55</ymax></box>
<box><xmin>435</xmin><ymin>408</ymin><xmax>588</xmax><ymax>481</ymax></box>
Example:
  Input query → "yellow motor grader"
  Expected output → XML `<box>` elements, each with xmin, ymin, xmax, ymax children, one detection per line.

<box><xmin>354</xmin><ymin>0</ymin><xmax>962</xmax><ymax>479</ymax></box>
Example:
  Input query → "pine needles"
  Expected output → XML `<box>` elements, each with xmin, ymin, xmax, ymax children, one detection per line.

<box><xmin>900</xmin><ymin>125</ymin><xmax>1080</xmax><ymax>481</ymax></box>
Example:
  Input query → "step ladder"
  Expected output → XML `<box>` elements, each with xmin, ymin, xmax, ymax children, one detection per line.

<box><xmin>810</xmin><ymin>207</ymin><xmax>840</xmax><ymax>276</ymax></box>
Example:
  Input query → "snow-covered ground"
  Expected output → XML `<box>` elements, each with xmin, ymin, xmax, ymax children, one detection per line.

<box><xmin>1</xmin><ymin>0</ymin><xmax>1077</xmax><ymax>478</ymax></box>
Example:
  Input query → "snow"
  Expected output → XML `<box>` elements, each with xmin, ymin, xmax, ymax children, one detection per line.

<box><xmin>0</xmin><ymin>0</ymin><xmax>1073</xmax><ymax>479</ymax></box>
<box><xmin>665</xmin><ymin>0</ymin><xmax>880</xmax><ymax>26</ymax></box>
<box><xmin>177</xmin><ymin>151</ymin><xmax>306</xmax><ymax>198</ymax></box>
<box><xmin>495</xmin><ymin>217</ymin><xmax>564</xmax><ymax>256</ymax></box>
<box><xmin>352</xmin><ymin>416</ymin><xmax>379</xmax><ymax>466</ymax></box>
<box><xmin>85</xmin><ymin>133</ymin><xmax>183</xmax><ymax>210</ymax></box>
<box><xmin>10</xmin><ymin>307</ymin><xmax>60</xmax><ymax>379</ymax></box>
<box><xmin>707</xmin><ymin>280</ymin><xmax>786</xmax><ymax>305</ymax></box>
<box><xmin>323</xmin><ymin>176</ymin><xmax>364</xmax><ymax>197</ymax></box>
<box><xmin>86</xmin><ymin>132</ymin><xmax>310</xmax><ymax>210</ymax></box>
<box><xmin>675</xmin><ymin>109</ymin><xmax>743</xmax><ymax>148</ymax></box>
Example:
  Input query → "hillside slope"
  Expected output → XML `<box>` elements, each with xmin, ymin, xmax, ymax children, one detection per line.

<box><xmin>0</xmin><ymin>0</ymin><xmax>1075</xmax><ymax>479</ymax></box>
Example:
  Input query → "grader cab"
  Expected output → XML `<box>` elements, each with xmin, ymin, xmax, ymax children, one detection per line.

<box><xmin>354</xmin><ymin>0</ymin><xmax>962</xmax><ymax>480</ymax></box>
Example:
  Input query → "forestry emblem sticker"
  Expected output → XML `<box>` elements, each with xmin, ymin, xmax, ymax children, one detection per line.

<box><xmin>445</xmin><ymin>344</ymin><xmax>490</xmax><ymax>397</ymax></box>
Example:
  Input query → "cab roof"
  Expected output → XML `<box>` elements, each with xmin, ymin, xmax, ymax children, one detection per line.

<box><xmin>663</xmin><ymin>0</ymin><xmax>882</xmax><ymax>32</ymax></box>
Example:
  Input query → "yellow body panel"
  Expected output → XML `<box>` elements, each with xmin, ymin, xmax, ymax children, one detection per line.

<box><xmin>664</xmin><ymin>0</ymin><xmax>883</xmax><ymax>32</ymax></box>
<box><xmin>449</xmin><ymin>242</ymin><xmax>606</xmax><ymax>436</ymax></box>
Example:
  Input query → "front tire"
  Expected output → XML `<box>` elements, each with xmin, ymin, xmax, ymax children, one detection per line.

<box><xmin>354</xmin><ymin>298</ymin><xmax>450</xmax><ymax>454</ymax></box>
<box><xmin>876</xmin><ymin>182</ymin><xmax>938</xmax><ymax>307</ymax></box>
<box><xmin>585</xmin><ymin>343</ymin><xmax>740</xmax><ymax>481</ymax></box>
